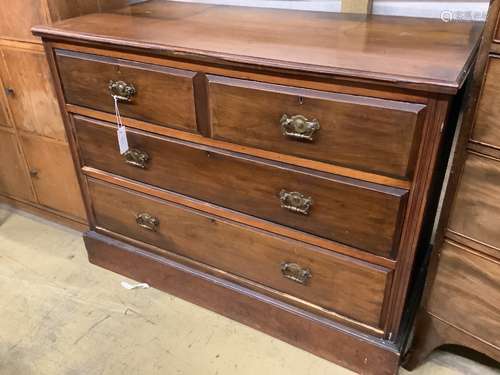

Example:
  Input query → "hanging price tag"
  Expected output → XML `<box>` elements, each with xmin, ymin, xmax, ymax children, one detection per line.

<box><xmin>117</xmin><ymin>126</ymin><xmax>129</xmax><ymax>155</ymax></box>
<box><xmin>113</xmin><ymin>95</ymin><xmax>129</xmax><ymax>155</ymax></box>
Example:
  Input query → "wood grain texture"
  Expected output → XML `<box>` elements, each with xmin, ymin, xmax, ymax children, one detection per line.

<box><xmin>46</xmin><ymin>0</ymin><xmax>128</xmax><ymax>23</ymax></box>
<box><xmin>208</xmin><ymin>75</ymin><xmax>425</xmax><ymax>179</ymax></box>
<box><xmin>0</xmin><ymin>101</ymin><xmax>10</xmax><ymax>128</ymax></box>
<box><xmin>0</xmin><ymin>0</ymin><xmax>47</xmax><ymax>43</ymax></box>
<box><xmin>472</xmin><ymin>55</ymin><xmax>500</xmax><ymax>150</ymax></box>
<box><xmin>74</xmin><ymin>116</ymin><xmax>408</xmax><ymax>258</ymax></box>
<box><xmin>51</xmin><ymin>41</ymin><xmax>430</xmax><ymax>104</ymax></box>
<box><xmin>82</xmin><ymin>166</ymin><xmax>397</xmax><ymax>270</ymax></box>
<box><xmin>84</xmin><ymin>230</ymin><xmax>401</xmax><ymax>375</ymax></box>
<box><xmin>447</xmin><ymin>152</ymin><xmax>500</xmax><ymax>260</ymax></box>
<box><xmin>68</xmin><ymin>103</ymin><xmax>412</xmax><ymax>190</ymax></box>
<box><xmin>0</xmin><ymin>129</ymin><xmax>34</xmax><ymax>201</ymax></box>
<box><xmin>32</xmin><ymin>0</ymin><xmax>482</xmax><ymax>93</ymax></box>
<box><xmin>426</xmin><ymin>240</ymin><xmax>500</xmax><ymax>349</ymax></box>
<box><xmin>0</xmin><ymin>0</ymin><xmax>129</xmax><ymax>43</ymax></box>
<box><xmin>88</xmin><ymin>178</ymin><xmax>391</xmax><ymax>328</ymax></box>
<box><xmin>20</xmin><ymin>135</ymin><xmax>86</xmax><ymax>220</ymax></box>
<box><xmin>0</xmin><ymin>45</ymin><xmax>65</xmax><ymax>140</ymax></box>
<box><xmin>56</xmin><ymin>50</ymin><xmax>198</xmax><ymax>133</ymax></box>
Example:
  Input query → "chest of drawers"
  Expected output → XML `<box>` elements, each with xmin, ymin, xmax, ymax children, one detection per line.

<box><xmin>33</xmin><ymin>3</ymin><xmax>481</xmax><ymax>374</ymax></box>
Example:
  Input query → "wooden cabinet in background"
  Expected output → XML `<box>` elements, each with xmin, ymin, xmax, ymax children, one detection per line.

<box><xmin>448</xmin><ymin>152</ymin><xmax>500</xmax><ymax>260</ymax></box>
<box><xmin>0</xmin><ymin>129</ymin><xmax>34</xmax><ymax>201</ymax></box>
<box><xmin>472</xmin><ymin>56</ymin><xmax>500</xmax><ymax>149</ymax></box>
<box><xmin>0</xmin><ymin>0</ymin><xmax>46</xmax><ymax>43</ymax></box>
<box><xmin>0</xmin><ymin>0</ymin><xmax>128</xmax><ymax>43</ymax></box>
<box><xmin>0</xmin><ymin>1</ymin><xmax>128</xmax><ymax>228</ymax></box>
<box><xmin>427</xmin><ymin>240</ymin><xmax>500</xmax><ymax>350</ymax></box>
<box><xmin>0</xmin><ymin>44</ymin><xmax>66</xmax><ymax>140</ymax></box>
<box><xmin>0</xmin><ymin>94</ymin><xmax>10</xmax><ymax>128</ymax></box>
<box><xmin>404</xmin><ymin>1</ymin><xmax>500</xmax><ymax>369</ymax></box>
<box><xmin>20</xmin><ymin>135</ymin><xmax>86</xmax><ymax>220</ymax></box>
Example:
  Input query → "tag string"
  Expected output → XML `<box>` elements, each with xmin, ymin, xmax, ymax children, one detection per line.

<box><xmin>113</xmin><ymin>95</ymin><xmax>124</xmax><ymax>128</ymax></box>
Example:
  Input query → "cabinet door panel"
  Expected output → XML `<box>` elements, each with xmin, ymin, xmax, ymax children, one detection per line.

<box><xmin>0</xmin><ymin>130</ymin><xmax>34</xmax><ymax>201</ymax></box>
<box><xmin>448</xmin><ymin>152</ymin><xmax>500</xmax><ymax>259</ymax></box>
<box><xmin>0</xmin><ymin>0</ymin><xmax>47</xmax><ymax>42</ymax></box>
<box><xmin>0</xmin><ymin>47</ymin><xmax>65</xmax><ymax>140</ymax></box>
<box><xmin>472</xmin><ymin>56</ymin><xmax>500</xmax><ymax>148</ymax></box>
<box><xmin>0</xmin><ymin>102</ymin><xmax>10</xmax><ymax>128</ymax></box>
<box><xmin>21</xmin><ymin>136</ymin><xmax>86</xmax><ymax>220</ymax></box>
<box><xmin>428</xmin><ymin>241</ymin><xmax>500</xmax><ymax>348</ymax></box>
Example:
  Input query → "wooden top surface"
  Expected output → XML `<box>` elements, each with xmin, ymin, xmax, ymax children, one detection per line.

<box><xmin>33</xmin><ymin>0</ymin><xmax>483</xmax><ymax>93</ymax></box>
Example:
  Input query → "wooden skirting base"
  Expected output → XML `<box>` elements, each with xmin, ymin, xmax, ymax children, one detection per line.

<box><xmin>84</xmin><ymin>231</ymin><xmax>400</xmax><ymax>375</ymax></box>
<box><xmin>0</xmin><ymin>194</ymin><xmax>88</xmax><ymax>232</ymax></box>
<box><xmin>403</xmin><ymin>310</ymin><xmax>500</xmax><ymax>370</ymax></box>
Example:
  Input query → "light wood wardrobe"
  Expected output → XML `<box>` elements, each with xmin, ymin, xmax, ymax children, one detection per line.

<box><xmin>0</xmin><ymin>0</ymin><xmax>126</xmax><ymax>228</ymax></box>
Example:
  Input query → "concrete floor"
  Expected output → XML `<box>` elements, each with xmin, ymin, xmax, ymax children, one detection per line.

<box><xmin>0</xmin><ymin>205</ymin><xmax>499</xmax><ymax>375</ymax></box>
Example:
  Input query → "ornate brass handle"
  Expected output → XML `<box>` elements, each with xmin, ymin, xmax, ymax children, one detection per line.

<box><xmin>280</xmin><ymin>114</ymin><xmax>320</xmax><ymax>141</ymax></box>
<box><xmin>109</xmin><ymin>80</ymin><xmax>136</xmax><ymax>102</ymax></box>
<box><xmin>279</xmin><ymin>190</ymin><xmax>313</xmax><ymax>215</ymax></box>
<box><xmin>135</xmin><ymin>213</ymin><xmax>159</xmax><ymax>232</ymax></box>
<box><xmin>124</xmin><ymin>148</ymin><xmax>149</xmax><ymax>169</ymax></box>
<box><xmin>281</xmin><ymin>262</ymin><xmax>312</xmax><ymax>285</ymax></box>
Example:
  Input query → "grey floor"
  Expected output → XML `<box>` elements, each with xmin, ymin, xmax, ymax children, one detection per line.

<box><xmin>0</xmin><ymin>205</ymin><xmax>498</xmax><ymax>375</ymax></box>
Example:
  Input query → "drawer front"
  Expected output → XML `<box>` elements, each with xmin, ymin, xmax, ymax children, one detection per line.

<box><xmin>208</xmin><ymin>76</ymin><xmax>425</xmax><ymax>178</ymax></box>
<box><xmin>448</xmin><ymin>152</ymin><xmax>500</xmax><ymax>258</ymax></box>
<box><xmin>75</xmin><ymin>116</ymin><xmax>408</xmax><ymax>258</ymax></box>
<box><xmin>56</xmin><ymin>50</ymin><xmax>198</xmax><ymax>132</ymax></box>
<box><xmin>428</xmin><ymin>240</ymin><xmax>500</xmax><ymax>348</ymax></box>
<box><xmin>88</xmin><ymin>178</ymin><xmax>391</xmax><ymax>328</ymax></box>
<box><xmin>472</xmin><ymin>56</ymin><xmax>500</xmax><ymax>148</ymax></box>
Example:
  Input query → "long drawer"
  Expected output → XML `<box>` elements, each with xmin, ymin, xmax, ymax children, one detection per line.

<box><xmin>75</xmin><ymin>116</ymin><xmax>408</xmax><ymax>258</ymax></box>
<box><xmin>56</xmin><ymin>50</ymin><xmax>199</xmax><ymax>133</ymax></box>
<box><xmin>208</xmin><ymin>75</ymin><xmax>426</xmax><ymax>179</ymax></box>
<box><xmin>88</xmin><ymin>178</ymin><xmax>391</xmax><ymax>328</ymax></box>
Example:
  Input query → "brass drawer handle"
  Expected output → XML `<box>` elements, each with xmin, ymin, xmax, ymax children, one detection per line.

<box><xmin>281</xmin><ymin>262</ymin><xmax>312</xmax><ymax>285</ymax></box>
<box><xmin>279</xmin><ymin>190</ymin><xmax>313</xmax><ymax>215</ymax></box>
<box><xmin>124</xmin><ymin>148</ymin><xmax>149</xmax><ymax>169</ymax></box>
<box><xmin>280</xmin><ymin>114</ymin><xmax>320</xmax><ymax>141</ymax></box>
<box><xmin>109</xmin><ymin>80</ymin><xmax>136</xmax><ymax>102</ymax></box>
<box><xmin>135</xmin><ymin>213</ymin><xmax>159</xmax><ymax>232</ymax></box>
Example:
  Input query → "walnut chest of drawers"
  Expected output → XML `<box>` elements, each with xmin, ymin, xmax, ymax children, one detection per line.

<box><xmin>32</xmin><ymin>2</ymin><xmax>481</xmax><ymax>374</ymax></box>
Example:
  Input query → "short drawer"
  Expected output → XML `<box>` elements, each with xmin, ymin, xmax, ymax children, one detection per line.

<box><xmin>448</xmin><ymin>152</ymin><xmax>500</xmax><ymax>259</ymax></box>
<box><xmin>472</xmin><ymin>56</ymin><xmax>500</xmax><ymax>149</ymax></box>
<box><xmin>88</xmin><ymin>178</ymin><xmax>392</xmax><ymax>328</ymax></box>
<box><xmin>56</xmin><ymin>50</ymin><xmax>198</xmax><ymax>132</ymax></box>
<box><xmin>208</xmin><ymin>76</ymin><xmax>426</xmax><ymax>179</ymax></box>
<box><xmin>75</xmin><ymin>115</ymin><xmax>408</xmax><ymax>258</ymax></box>
<box><xmin>427</xmin><ymin>240</ymin><xmax>500</xmax><ymax>348</ymax></box>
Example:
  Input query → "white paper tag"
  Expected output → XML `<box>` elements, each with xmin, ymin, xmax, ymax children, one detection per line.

<box><xmin>117</xmin><ymin>126</ymin><xmax>129</xmax><ymax>155</ymax></box>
